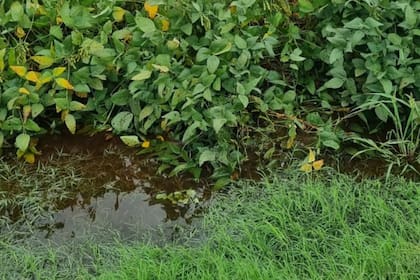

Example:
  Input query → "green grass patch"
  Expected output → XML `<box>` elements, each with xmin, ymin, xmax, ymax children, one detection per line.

<box><xmin>1</xmin><ymin>171</ymin><xmax>419</xmax><ymax>279</ymax></box>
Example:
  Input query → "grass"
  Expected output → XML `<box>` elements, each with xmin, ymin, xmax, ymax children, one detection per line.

<box><xmin>0</xmin><ymin>156</ymin><xmax>83</xmax><ymax>236</ymax></box>
<box><xmin>1</xmin><ymin>170</ymin><xmax>419</xmax><ymax>279</ymax></box>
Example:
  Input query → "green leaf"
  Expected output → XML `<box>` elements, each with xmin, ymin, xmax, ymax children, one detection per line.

<box><xmin>289</xmin><ymin>48</ymin><xmax>305</xmax><ymax>62</ymax></box>
<box><xmin>132</xmin><ymin>70</ymin><xmax>152</xmax><ymax>81</ymax></box>
<box><xmin>234</xmin><ymin>35</ymin><xmax>247</xmax><ymax>49</ymax></box>
<box><xmin>405</xmin><ymin>5</ymin><xmax>417</xmax><ymax>28</ymax></box>
<box><xmin>50</xmin><ymin>26</ymin><xmax>63</xmax><ymax>40</ymax></box>
<box><xmin>329</xmin><ymin>48</ymin><xmax>343</xmax><ymax>64</ymax></box>
<box><xmin>24</xmin><ymin>119</ymin><xmax>41</xmax><ymax>132</ymax></box>
<box><xmin>199</xmin><ymin>150</ymin><xmax>216</xmax><ymax>166</ymax></box>
<box><xmin>15</xmin><ymin>133</ymin><xmax>30</xmax><ymax>151</ymax></box>
<box><xmin>135</xmin><ymin>16</ymin><xmax>156</xmax><ymax>33</ymax></box>
<box><xmin>322</xmin><ymin>78</ymin><xmax>344</xmax><ymax>89</ymax></box>
<box><xmin>213</xmin><ymin>118</ymin><xmax>227</xmax><ymax>134</ymax></box>
<box><xmin>283</xmin><ymin>91</ymin><xmax>296</xmax><ymax>103</ymax></box>
<box><xmin>112</xmin><ymin>112</ymin><xmax>133</xmax><ymax>132</ymax></box>
<box><xmin>0</xmin><ymin>132</ymin><xmax>3</xmax><ymax>148</ymax></box>
<box><xmin>207</xmin><ymin>56</ymin><xmax>220</xmax><ymax>74</ymax></box>
<box><xmin>238</xmin><ymin>95</ymin><xmax>249</xmax><ymax>108</ymax></box>
<box><xmin>10</xmin><ymin>2</ymin><xmax>24</xmax><ymax>22</ymax></box>
<box><xmin>139</xmin><ymin>106</ymin><xmax>154</xmax><ymax>122</ymax></box>
<box><xmin>70</xmin><ymin>101</ymin><xmax>86</xmax><ymax>111</ymax></box>
<box><xmin>299</xmin><ymin>0</ymin><xmax>314</xmax><ymax>13</ymax></box>
<box><xmin>322</xmin><ymin>140</ymin><xmax>340</xmax><ymax>150</ymax></box>
<box><xmin>380</xmin><ymin>79</ymin><xmax>393</xmax><ymax>95</ymax></box>
<box><xmin>120</xmin><ymin>135</ymin><xmax>141</xmax><ymax>147</ymax></box>
<box><xmin>65</xmin><ymin>114</ymin><xmax>76</xmax><ymax>134</ymax></box>
<box><xmin>111</xmin><ymin>90</ymin><xmax>130</xmax><ymax>106</ymax></box>
<box><xmin>375</xmin><ymin>106</ymin><xmax>388</xmax><ymax>122</ymax></box>
<box><xmin>182</xmin><ymin>122</ymin><xmax>200</xmax><ymax>143</ymax></box>
<box><xmin>180</xmin><ymin>23</ymin><xmax>192</xmax><ymax>35</ymax></box>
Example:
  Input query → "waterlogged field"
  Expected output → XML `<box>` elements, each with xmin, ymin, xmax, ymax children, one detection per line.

<box><xmin>0</xmin><ymin>0</ymin><xmax>419</xmax><ymax>279</ymax></box>
<box><xmin>0</xmin><ymin>133</ymin><xmax>210</xmax><ymax>243</ymax></box>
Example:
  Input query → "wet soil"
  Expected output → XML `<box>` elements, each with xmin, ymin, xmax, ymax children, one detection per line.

<box><xmin>1</xmin><ymin>132</ymin><xmax>212</xmax><ymax>242</ymax></box>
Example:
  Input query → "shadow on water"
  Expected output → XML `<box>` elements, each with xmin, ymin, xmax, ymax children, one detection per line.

<box><xmin>0</xmin><ymin>132</ymin><xmax>211</xmax><ymax>243</ymax></box>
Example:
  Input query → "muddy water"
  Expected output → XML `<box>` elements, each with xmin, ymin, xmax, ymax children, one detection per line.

<box><xmin>4</xmin><ymin>133</ymin><xmax>211</xmax><ymax>242</ymax></box>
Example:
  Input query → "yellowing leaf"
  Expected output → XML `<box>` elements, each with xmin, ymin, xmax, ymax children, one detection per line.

<box><xmin>300</xmin><ymin>163</ymin><xmax>313</xmax><ymax>173</ymax></box>
<box><xmin>161</xmin><ymin>19</ymin><xmax>170</xmax><ymax>31</ymax></box>
<box><xmin>286</xmin><ymin>136</ymin><xmax>295</xmax><ymax>149</ymax></box>
<box><xmin>142</xmin><ymin>140</ymin><xmax>150</xmax><ymax>148</ymax></box>
<box><xmin>144</xmin><ymin>2</ymin><xmax>158</xmax><ymax>19</ymax></box>
<box><xmin>36</xmin><ymin>5</ymin><xmax>47</xmax><ymax>16</ymax></box>
<box><xmin>113</xmin><ymin>7</ymin><xmax>126</xmax><ymax>22</ymax></box>
<box><xmin>25</xmin><ymin>71</ymin><xmax>41</xmax><ymax>83</ymax></box>
<box><xmin>56</xmin><ymin>16</ymin><xmax>63</xmax><ymax>24</ymax></box>
<box><xmin>229</xmin><ymin>5</ymin><xmax>237</xmax><ymax>14</ymax></box>
<box><xmin>0</xmin><ymin>49</ymin><xmax>5</xmax><ymax>72</ymax></box>
<box><xmin>16</xmin><ymin>27</ymin><xmax>26</xmax><ymax>39</ymax></box>
<box><xmin>10</xmin><ymin>66</ymin><xmax>27</xmax><ymax>77</ymax></box>
<box><xmin>31</xmin><ymin>56</ymin><xmax>54</xmax><ymax>69</ymax></box>
<box><xmin>75</xmin><ymin>92</ymin><xmax>88</xmax><ymax>98</ymax></box>
<box><xmin>312</xmin><ymin>160</ymin><xmax>324</xmax><ymax>171</ymax></box>
<box><xmin>24</xmin><ymin>152</ymin><xmax>35</xmax><ymax>164</ymax></box>
<box><xmin>24</xmin><ymin>153</ymin><xmax>35</xmax><ymax>164</ymax></box>
<box><xmin>131</xmin><ymin>70</ymin><xmax>152</xmax><ymax>81</ymax></box>
<box><xmin>16</xmin><ymin>149</ymin><xmax>25</xmax><ymax>159</ymax></box>
<box><xmin>152</xmin><ymin>64</ymin><xmax>169</xmax><ymax>73</ymax></box>
<box><xmin>55</xmin><ymin>78</ymin><xmax>74</xmax><ymax>90</ymax></box>
<box><xmin>308</xmin><ymin>149</ymin><xmax>316</xmax><ymax>163</ymax></box>
<box><xmin>65</xmin><ymin>113</ymin><xmax>76</xmax><ymax>134</ymax></box>
<box><xmin>156</xmin><ymin>135</ymin><xmax>165</xmax><ymax>141</ymax></box>
<box><xmin>19</xmin><ymin>87</ymin><xmax>30</xmax><ymax>95</ymax></box>
<box><xmin>52</xmin><ymin>67</ymin><xmax>66</xmax><ymax>77</ymax></box>
<box><xmin>23</xmin><ymin>105</ymin><xmax>31</xmax><ymax>123</ymax></box>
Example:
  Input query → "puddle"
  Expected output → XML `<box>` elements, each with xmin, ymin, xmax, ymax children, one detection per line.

<box><xmin>0</xmin><ymin>133</ymin><xmax>210</xmax><ymax>242</ymax></box>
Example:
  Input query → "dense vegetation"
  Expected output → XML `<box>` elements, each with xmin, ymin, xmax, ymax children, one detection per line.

<box><xmin>0</xmin><ymin>0</ymin><xmax>419</xmax><ymax>182</ymax></box>
<box><xmin>1</xmin><ymin>172</ymin><xmax>419</xmax><ymax>279</ymax></box>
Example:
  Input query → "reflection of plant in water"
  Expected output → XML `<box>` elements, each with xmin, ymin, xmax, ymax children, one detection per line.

<box><xmin>348</xmin><ymin>93</ymin><xmax>420</xmax><ymax>179</ymax></box>
<box><xmin>155</xmin><ymin>189</ymin><xmax>199</xmax><ymax>206</ymax></box>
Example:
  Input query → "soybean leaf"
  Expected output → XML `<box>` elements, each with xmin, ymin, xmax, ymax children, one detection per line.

<box><xmin>15</xmin><ymin>133</ymin><xmax>30</xmax><ymax>151</ymax></box>
<box><xmin>112</xmin><ymin>111</ymin><xmax>133</xmax><ymax>132</ymax></box>
<box><xmin>120</xmin><ymin>135</ymin><xmax>141</xmax><ymax>147</ymax></box>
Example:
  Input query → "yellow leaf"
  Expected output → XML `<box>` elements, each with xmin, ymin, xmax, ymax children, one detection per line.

<box><xmin>286</xmin><ymin>136</ymin><xmax>295</xmax><ymax>149</ymax></box>
<box><xmin>55</xmin><ymin>78</ymin><xmax>74</xmax><ymax>90</ymax></box>
<box><xmin>16</xmin><ymin>149</ymin><xmax>25</xmax><ymax>159</ymax></box>
<box><xmin>19</xmin><ymin>87</ymin><xmax>30</xmax><ymax>95</ymax></box>
<box><xmin>300</xmin><ymin>163</ymin><xmax>313</xmax><ymax>173</ymax></box>
<box><xmin>52</xmin><ymin>67</ymin><xmax>66</xmax><ymax>77</ymax></box>
<box><xmin>308</xmin><ymin>149</ymin><xmax>316</xmax><ymax>163</ymax></box>
<box><xmin>161</xmin><ymin>19</ymin><xmax>170</xmax><ymax>31</ymax></box>
<box><xmin>56</xmin><ymin>16</ymin><xmax>63</xmax><ymax>24</ymax></box>
<box><xmin>16</xmin><ymin>27</ymin><xmax>26</xmax><ymax>39</ymax></box>
<box><xmin>144</xmin><ymin>2</ymin><xmax>159</xmax><ymax>19</ymax></box>
<box><xmin>156</xmin><ymin>135</ymin><xmax>165</xmax><ymax>141</ymax></box>
<box><xmin>0</xmin><ymin>49</ymin><xmax>5</xmax><ymax>72</ymax></box>
<box><xmin>61</xmin><ymin>110</ymin><xmax>69</xmax><ymax>121</ymax></box>
<box><xmin>23</xmin><ymin>105</ymin><xmax>31</xmax><ymax>123</ymax></box>
<box><xmin>36</xmin><ymin>5</ymin><xmax>47</xmax><ymax>16</ymax></box>
<box><xmin>31</xmin><ymin>56</ymin><xmax>54</xmax><ymax>69</ymax></box>
<box><xmin>75</xmin><ymin>92</ymin><xmax>88</xmax><ymax>98</ymax></box>
<box><xmin>10</xmin><ymin>66</ymin><xmax>27</xmax><ymax>77</ymax></box>
<box><xmin>312</xmin><ymin>160</ymin><xmax>324</xmax><ymax>171</ymax></box>
<box><xmin>113</xmin><ymin>7</ymin><xmax>126</xmax><ymax>22</ymax></box>
<box><xmin>24</xmin><ymin>152</ymin><xmax>35</xmax><ymax>164</ymax></box>
<box><xmin>25</xmin><ymin>71</ymin><xmax>41</xmax><ymax>83</ymax></box>
<box><xmin>142</xmin><ymin>140</ymin><xmax>150</xmax><ymax>148</ymax></box>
